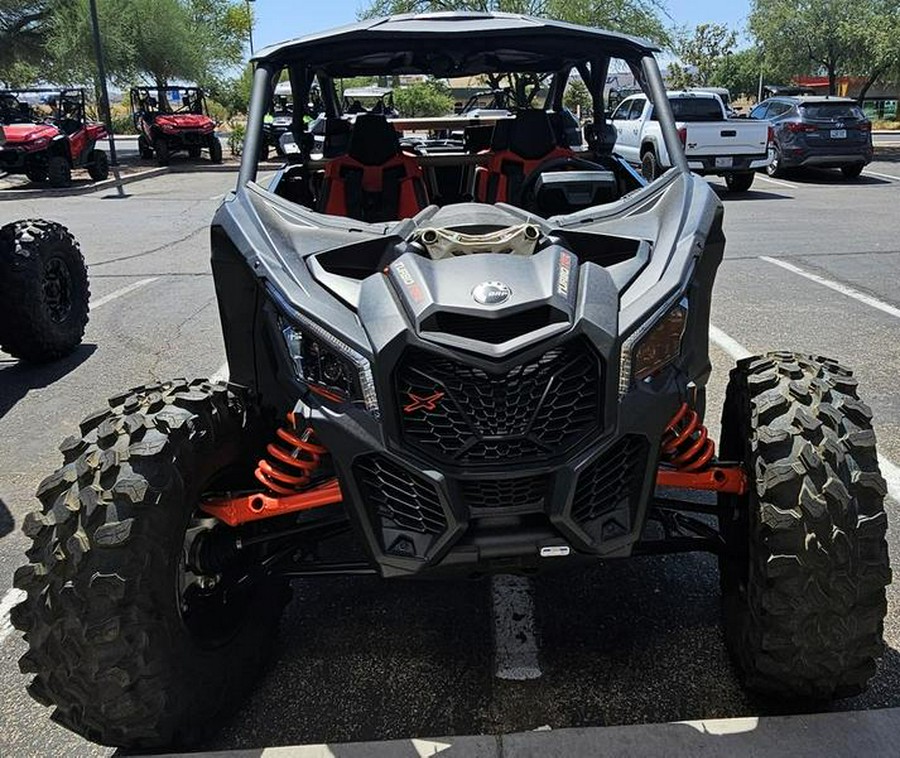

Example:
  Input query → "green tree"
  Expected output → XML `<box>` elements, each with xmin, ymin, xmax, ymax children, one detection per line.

<box><xmin>709</xmin><ymin>47</ymin><xmax>764</xmax><ymax>100</ymax></box>
<box><xmin>750</xmin><ymin>0</ymin><xmax>854</xmax><ymax>95</ymax></box>
<box><xmin>359</xmin><ymin>0</ymin><xmax>674</xmax><ymax>106</ymax></box>
<box><xmin>0</xmin><ymin>0</ymin><xmax>52</xmax><ymax>85</ymax></box>
<box><xmin>846</xmin><ymin>0</ymin><xmax>900</xmax><ymax>102</ymax></box>
<box><xmin>394</xmin><ymin>78</ymin><xmax>455</xmax><ymax>117</ymax></box>
<box><xmin>667</xmin><ymin>23</ymin><xmax>737</xmax><ymax>89</ymax></box>
<box><xmin>563</xmin><ymin>78</ymin><xmax>592</xmax><ymax>116</ymax></box>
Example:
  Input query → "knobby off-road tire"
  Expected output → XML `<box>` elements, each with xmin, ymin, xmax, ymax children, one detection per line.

<box><xmin>719</xmin><ymin>353</ymin><xmax>891</xmax><ymax>699</ymax></box>
<box><xmin>0</xmin><ymin>220</ymin><xmax>89</xmax><ymax>362</ymax></box>
<box><xmin>138</xmin><ymin>135</ymin><xmax>154</xmax><ymax>159</ymax></box>
<box><xmin>12</xmin><ymin>379</ymin><xmax>290</xmax><ymax>749</ymax></box>
<box><xmin>47</xmin><ymin>155</ymin><xmax>72</xmax><ymax>187</ymax></box>
<box><xmin>154</xmin><ymin>138</ymin><xmax>170</xmax><ymax>166</ymax></box>
<box><xmin>209</xmin><ymin>136</ymin><xmax>223</xmax><ymax>164</ymax></box>
<box><xmin>87</xmin><ymin>149</ymin><xmax>109</xmax><ymax>181</ymax></box>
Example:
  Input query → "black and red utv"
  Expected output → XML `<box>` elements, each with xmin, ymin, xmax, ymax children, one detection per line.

<box><xmin>130</xmin><ymin>86</ymin><xmax>223</xmax><ymax>165</ymax></box>
<box><xmin>0</xmin><ymin>89</ymin><xmax>109</xmax><ymax>187</ymax></box>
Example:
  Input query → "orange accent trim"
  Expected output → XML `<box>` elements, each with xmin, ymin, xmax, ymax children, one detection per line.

<box><xmin>403</xmin><ymin>391</ymin><xmax>445</xmax><ymax>413</ymax></box>
<box><xmin>199</xmin><ymin>478</ymin><xmax>343</xmax><ymax>526</ymax></box>
<box><xmin>656</xmin><ymin>466</ymin><xmax>749</xmax><ymax>495</ymax></box>
<box><xmin>660</xmin><ymin>402</ymin><xmax>716</xmax><ymax>472</ymax></box>
<box><xmin>309</xmin><ymin>384</ymin><xmax>347</xmax><ymax>403</ymax></box>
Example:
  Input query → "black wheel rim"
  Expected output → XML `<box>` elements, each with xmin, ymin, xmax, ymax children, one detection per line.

<box><xmin>43</xmin><ymin>256</ymin><xmax>73</xmax><ymax>323</ymax></box>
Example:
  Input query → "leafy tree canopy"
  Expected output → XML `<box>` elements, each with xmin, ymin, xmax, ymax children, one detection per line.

<box><xmin>393</xmin><ymin>78</ymin><xmax>455</xmax><ymax>117</ymax></box>
<box><xmin>667</xmin><ymin>23</ymin><xmax>736</xmax><ymax>90</ymax></box>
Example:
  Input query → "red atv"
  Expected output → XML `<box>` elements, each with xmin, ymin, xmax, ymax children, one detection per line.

<box><xmin>130</xmin><ymin>86</ymin><xmax>223</xmax><ymax>165</ymax></box>
<box><xmin>0</xmin><ymin>89</ymin><xmax>109</xmax><ymax>187</ymax></box>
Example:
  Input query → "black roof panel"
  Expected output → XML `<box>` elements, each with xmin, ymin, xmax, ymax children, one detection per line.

<box><xmin>253</xmin><ymin>12</ymin><xmax>660</xmax><ymax>75</ymax></box>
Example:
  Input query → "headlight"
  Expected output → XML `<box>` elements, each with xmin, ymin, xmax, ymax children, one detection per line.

<box><xmin>280</xmin><ymin>314</ymin><xmax>379</xmax><ymax>418</ymax></box>
<box><xmin>24</xmin><ymin>137</ymin><xmax>49</xmax><ymax>152</ymax></box>
<box><xmin>619</xmin><ymin>297</ymin><xmax>688</xmax><ymax>396</ymax></box>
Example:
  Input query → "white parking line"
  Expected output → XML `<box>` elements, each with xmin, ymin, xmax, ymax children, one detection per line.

<box><xmin>759</xmin><ymin>256</ymin><xmax>900</xmax><ymax>320</ymax></box>
<box><xmin>491</xmin><ymin>574</ymin><xmax>541</xmax><ymax>680</ymax></box>
<box><xmin>0</xmin><ymin>588</ymin><xmax>26</xmax><ymax>646</ymax></box>
<box><xmin>863</xmin><ymin>170</ymin><xmax>899</xmax><ymax>182</ymax></box>
<box><xmin>709</xmin><ymin>323</ymin><xmax>900</xmax><ymax>505</ymax></box>
<box><xmin>90</xmin><ymin>277</ymin><xmax>159</xmax><ymax>309</ymax></box>
<box><xmin>755</xmin><ymin>174</ymin><xmax>798</xmax><ymax>190</ymax></box>
<box><xmin>210</xmin><ymin>361</ymin><xmax>229</xmax><ymax>383</ymax></box>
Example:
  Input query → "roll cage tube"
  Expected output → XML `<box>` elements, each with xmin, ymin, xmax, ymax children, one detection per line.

<box><xmin>642</xmin><ymin>54</ymin><xmax>689</xmax><ymax>174</ymax></box>
<box><xmin>240</xmin><ymin>63</ymin><xmax>275</xmax><ymax>187</ymax></box>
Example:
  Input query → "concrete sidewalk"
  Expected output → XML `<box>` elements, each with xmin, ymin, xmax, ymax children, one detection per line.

<box><xmin>169</xmin><ymin>708</ymin><xmax>900</xmax><ymax>758</ymax></box>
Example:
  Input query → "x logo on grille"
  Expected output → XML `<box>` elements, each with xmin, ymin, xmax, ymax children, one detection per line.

<box><xmin>404</xmin><ymin>391</ymin><xmax>445</xmax><ymax>414</ymax></box>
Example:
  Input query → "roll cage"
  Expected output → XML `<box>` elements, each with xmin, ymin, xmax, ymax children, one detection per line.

<box><xmin>0</xmin><ymin>88</ymin><xmax>89</xmax><ymax>130</ymax></box>
<box><xmin>238</xmin><ymin>12</ymin><xmax>689</xmax><ymax>218</ymax></box>
<box><xmin>129</xmin><ymin>86</ymin><xmax>209</xmax><ymax>118</ymax></box>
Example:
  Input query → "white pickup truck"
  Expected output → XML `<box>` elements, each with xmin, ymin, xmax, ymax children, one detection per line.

<box><xmin>610</xmin><ymin>91</ymin><xmax>771</xmax><ymax>192</ymax></box>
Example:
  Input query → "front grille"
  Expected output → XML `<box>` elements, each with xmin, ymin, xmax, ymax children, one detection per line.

<box><xmin>396</xmin><ymin>339</ymin><xmax>601</xmax><ymax>465</ymax></box>
<box><xmin>354</xmin><ymin>455</ymin><xmax>447</xmax><ymax>535</ymax></box>
<box><xmin>572</xmin><ymin>436</ymin><xmax>648</xmax><ymax>538</ymax></box>
<box><xmin>462</xmin><ymin>474</ymin><xmax>549</xmax><ymax>510</ymax></box>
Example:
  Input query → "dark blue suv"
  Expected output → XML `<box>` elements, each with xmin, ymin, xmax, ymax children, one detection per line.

<box><xmin>750</xmin><ymin>96</ymin><xmax>873</xmax><ymax>178</ymax></box>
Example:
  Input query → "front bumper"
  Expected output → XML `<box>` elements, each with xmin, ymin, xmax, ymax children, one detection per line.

<box><xmin>0</xmin><ymin>147</ymin><xmax>27</xmax><ymax>171</ymax></box>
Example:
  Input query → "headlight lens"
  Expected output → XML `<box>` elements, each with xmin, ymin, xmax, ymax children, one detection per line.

<box><xmin>281</xmin><ymin>315</ymin><xmax>379</xmax><ymax>418</ymax></box>
<box><xmin>619</xmin><ymin>297</ymin><xmax>688</xmax><ymax>396</ymax></box>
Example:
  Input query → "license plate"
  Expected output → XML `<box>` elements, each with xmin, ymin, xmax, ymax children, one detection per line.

<box><xmin>715</xmin><ymin>156</ymin><xmax>733</xmax><ymax>168</ymax></box>
<box><xmin>830</xmin><ymin>129</ymin><xmax>847</xmax><ymax>139</ymax></box>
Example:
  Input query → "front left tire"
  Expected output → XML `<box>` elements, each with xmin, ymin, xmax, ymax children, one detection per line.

<box><xmin>719</xmin><ymin>352</ymin><xmax>891</xmax><ymax>699</ymax></box>
<box><xmin>724</xmin><ymin>171</ymin><xmax>754</xmax><ymax>193</ymax></box>
<box><xmin>12</xmin><ymin>380</ymin><xmax>290</xmax><ymax>749</ymax></box>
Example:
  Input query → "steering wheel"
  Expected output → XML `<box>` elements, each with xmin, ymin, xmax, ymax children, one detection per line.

<box><xmin>517</xmin><ymin>155</ymin><xmax>612</xmax><ymax>213</ymax></box>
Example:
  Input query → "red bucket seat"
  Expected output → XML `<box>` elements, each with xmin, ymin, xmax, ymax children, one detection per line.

<box><xmin>320</xmin><ymin>114</ymin><xmax>428</xmax><ymax>222</ymax></box>
<box><xmin>476</xmin><ymin>110</ymin><xmax>575</xmax><ymax>206</ymax></box>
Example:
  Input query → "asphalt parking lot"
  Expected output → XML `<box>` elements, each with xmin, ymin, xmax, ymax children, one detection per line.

<box><xmin>1</xmin><ymin>156</ymin><xmax>900</xmax><ymax>756</ymax></box>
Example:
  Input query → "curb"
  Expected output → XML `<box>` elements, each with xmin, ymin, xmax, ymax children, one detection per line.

<box><xmin>0</xmin><ymin>166</ymin><xmax>169</xmax><ymax>200</ymax></box>
<box><xmin>160</xmin><ymin>707</ymin><xmax>900</xmax><ymax>757</ymax></box>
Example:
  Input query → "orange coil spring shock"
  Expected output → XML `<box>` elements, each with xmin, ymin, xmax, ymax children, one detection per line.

<box><xmin>660</xmin><ymin>402</ymin><xmax>716</xmax><ymax>472</ymax></box>
<box><xmin>254</xmin><ymin>413</ymin><xmax>327</xmax><ymax>495</ymax></box>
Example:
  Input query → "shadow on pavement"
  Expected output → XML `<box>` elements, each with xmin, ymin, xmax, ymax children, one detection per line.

<box><xmin>0</xmin><ymin>343</ymin><xmax>96</xmax><ymax>420</ymax></box>
<box><xmin>784</xmin><ymin>168</ymin><xmax>893</xmax><ymax>186</ymax></box>
<box><xmin>190</xmin><ymin>554</ymin><xmax>900</xmax><ymax>752</ymax></box>
<box><xmin>710</xmin><ymin>186</ymin><xmax>792</xmax><ymax>201</ymax></box>
<box><xmin>0</xmin><ymin>497</ymin><xmax>14</xmax><ymax>538</ymax></box>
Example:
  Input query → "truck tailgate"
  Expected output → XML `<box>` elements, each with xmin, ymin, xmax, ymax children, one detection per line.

<box><xmin>683</xmin><ymin>122</ymin><xmax>768</xmax><ymax>157</ymax></box>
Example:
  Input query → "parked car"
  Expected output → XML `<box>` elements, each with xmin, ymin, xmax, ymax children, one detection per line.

<box><xmin>749</xmin><ymin>95</ymin><xmax>873</xmax><ymax>178</ymax></box>
<box><xmin>610</xmin><ymin>90</ymin><xmax>771</xmax><ymax>192</ymax></box>
<box><xmin>0</xmin><ymin>88</ymin><xmax>108</xmax><ymax>187</ymax></box>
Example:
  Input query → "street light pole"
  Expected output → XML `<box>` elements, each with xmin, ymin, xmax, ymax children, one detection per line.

<box><xmin>88</xmin><ymin>0</ymin><xmax>119</xmax><ymax>167</ymax></box>
<box><xmin>246</xmin><ymin>0</ymin><xmax>256</xmax><ymax>56</ymax></box>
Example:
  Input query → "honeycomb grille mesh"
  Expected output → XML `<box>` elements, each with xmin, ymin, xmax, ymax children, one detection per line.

<box><xmin>572</xmin><ymin>436</ymin><xmax>648</xmax><ymax>525</ymax></box>
<box><xmin>354</xmin><ymin>455</ymin><xmax>447</xmax><ymax>535</ymax></box>
<box><xmin>396</xmin><ymin>340</ymin><xmax>601</xmax><ymax>465</ymax></box>
<box><xmin>461</xmin><ymin>475</ymin><xmax>548</xmax><ymax>510</ymax></box>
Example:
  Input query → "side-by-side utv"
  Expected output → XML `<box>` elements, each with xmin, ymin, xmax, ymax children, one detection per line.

<box><xmin>13</xmin><ymin>13</ymin><xmax>891</xmax><ymax>750</ymax></box>
<box><xmin>130</xmin><ymin>86</ymin><xmax>222</xmax><ymax>165</ymax></box>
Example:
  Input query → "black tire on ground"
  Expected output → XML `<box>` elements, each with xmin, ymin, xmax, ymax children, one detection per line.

<box><xmin>724</xmin><ymin>171</ymin><xmax>755</xmax><ymax>193</ymax></box>
<box><xmin>11</xmin><ymin>379</ymin><xmax>290</xmax><ymax>749</ymax></box>
<box><xmin>87</xmin><ymin>149</ymin><xmax>109</xmax><ymax>181</ymax></box>
<box><xmin>187</xmin><ymin>145</ymin><xmax>202</xmax><ymax>159</ymax></box>
<box><xmin>719</xmin><ymin>352</ymin><xmax>891</xmax><ymax>700</ymax></box>
<box><xmin>259</xmin><ymin>141</ymin><xmax>270</xmax><ymax>162</ymax></box>
<box><xmin>25</xmin><ymin>164</ymin><xmax>48</xmax><ymax>183</ymax></box>
<box><xmin>209</xmin><ymin>136</ymin><xmax>223</xmax><ymax>164</ymax></box>
<box><xmin>155</xmin><ymin>138</ymin><xmax>170</xmax><ymax>166</ymax></box>
<box><xmin>640</xmin><ymin>149</ymin><xmax>659</xmax><ymax>181</ymax></box>
<box><xmin>766</xmin><ymin>147</ymin><xmax>783</xmax><ymax>178</ymax></box>
<box><xmin>841</xmin><ymin>163</ymin><xmax>864</xmax><ymax>179</ymax></box>
<box><xmin>138</xmin><ymin>135</ymin><xmax>154</xmax><ymax>159</ymax></box>
<box><xmin>0</xmin><ymin>219</ymin><xmax>89</xmax><ymax>362</ymax></box>
<box><xmin>47</xmin><ymin>155</ymin><xmax>72</xmax><ymax>187</ymax></box>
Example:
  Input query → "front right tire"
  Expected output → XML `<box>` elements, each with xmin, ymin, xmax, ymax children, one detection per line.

<box><xmin>12</xmin><ymin>379</ymin><xmax>289</xmax><ymax>749</ymax></box>
<box><xmin>640</xmin><ymin>149</ymin><xmax>660</xmax><ymax>181</ymax></box>
<box><xmin>719</xmin><ymin>353</ymin><xmax>891</xmax><ymax>699</ymax></box>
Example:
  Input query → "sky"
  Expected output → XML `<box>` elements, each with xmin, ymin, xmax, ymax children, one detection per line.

<box><xmin>251</xmin><ymin>1</ymin><xmax>753</xmax><ymax>52</ymax></box>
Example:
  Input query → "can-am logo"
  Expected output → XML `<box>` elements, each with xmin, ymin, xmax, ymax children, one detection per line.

<box><xmin>472</xmin><ymin>281</ymin><xmax>511</xmax><ymax>305</ymax></box>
